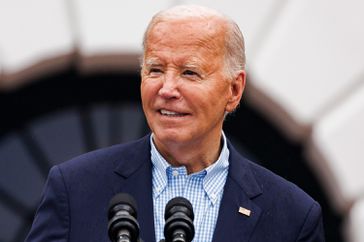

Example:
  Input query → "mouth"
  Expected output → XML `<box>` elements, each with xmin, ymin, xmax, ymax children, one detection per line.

<box><xmin>159</xmin><ymin>109</ymin><xmax>189</xmax><ymax>117</ymax></box>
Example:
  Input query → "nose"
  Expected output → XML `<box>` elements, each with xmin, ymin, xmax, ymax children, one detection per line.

<box><xmin>158</xmin><ymin>72</ymin><xmax>181</xmax><ymax>99</ymax></box>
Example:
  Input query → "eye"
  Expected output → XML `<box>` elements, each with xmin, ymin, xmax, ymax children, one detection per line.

<box><xmin>182</xmin><ymin>69</ymin><xmax>202</xmax><ymax>81</ymax></box>
<box><xmin>150</xmin><ymin>68</ymin><xmax>163</xmax><ymax>74</ymax></box>
<box><xmin>183</xmin><ymin>70</ymin><xmax>198</xmax><ymax>76</ymax></box>
<box><xmin>147</xmin><ymin>67</ymin><xmax>163</xmax><ymax>77</ymax></box>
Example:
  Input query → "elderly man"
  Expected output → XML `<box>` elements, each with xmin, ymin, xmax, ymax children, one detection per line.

<box><xmin>25</xmin><ymin>5</ymin><xmax>325</xmax><ymax>242</ymax></box>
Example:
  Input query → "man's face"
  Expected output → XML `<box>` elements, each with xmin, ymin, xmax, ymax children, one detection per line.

<box><xmin>141</xmin><ymin>18</ymin><xmax>243</xmax><ymax>148</ymax></box>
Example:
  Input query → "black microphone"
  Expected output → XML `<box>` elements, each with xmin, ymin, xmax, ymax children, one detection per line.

<box><xmin>108</xmin><ymin>193</ymin><xmax>141</xmax><ymax>242</ymax></box>
<box><xmin>163</xmin><ymin>197</ymin><xmax>195</xmax><ymax>242</ymax></box>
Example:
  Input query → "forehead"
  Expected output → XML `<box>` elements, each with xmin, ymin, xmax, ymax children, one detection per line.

<box><xmin>145</xmin><ymin>18</ymin><xmax>226</xmax><ymax>58</ymax></box>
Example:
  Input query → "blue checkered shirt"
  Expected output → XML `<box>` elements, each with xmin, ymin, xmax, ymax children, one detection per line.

<box><xmin>150</xmin><ymin>133</ymin><xmax>229</xmax><ymax>242</ymax></box>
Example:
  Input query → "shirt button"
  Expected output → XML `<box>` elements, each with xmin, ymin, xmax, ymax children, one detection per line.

<box><xmin>172</xmin><ymin>170</ymin><xmax>179</xmax><ymax>177</ymax></box>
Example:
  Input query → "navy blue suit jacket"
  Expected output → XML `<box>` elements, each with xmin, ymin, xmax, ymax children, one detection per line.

<box><xmin>25</xmin><ymin>135</ymin><xmax>325</xmax><ymax>241</ymax></box>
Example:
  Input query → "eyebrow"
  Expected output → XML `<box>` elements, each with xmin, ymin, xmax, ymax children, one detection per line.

<box><xmin>182</xmin><ymin>56</ymin><xmax>204</xmax><ymax>69</ymax></box>
<box><xmin>183</xmin><ymin>63</ymin><xmax>200</xmax><ymax>69</ymax></box>
<box><xmin>144</xmin><ymin>57</ymin><xmax>162</xmax><ymax>67</ymax></box>
<box><xmin>144</xmin><ymin>57</ymin><xmax>203</xmax><ymax>70</ymax></box>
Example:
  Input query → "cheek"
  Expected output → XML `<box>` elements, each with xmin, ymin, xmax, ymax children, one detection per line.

<box><xmin>141</xmin><ymin>79</ymin><xmax>158</xmax><ymax>104</ymax></box>
<box><xmin>204</xmin><ymin>89</ymin><xmax>231</xmax><ymax>118</ymax></box>
<box><xmin>180</xmin><ymin>86</ymin><xmax>224</xmax><ymax>117</ymax></box>
<box><xmin>198</xmin><ymin>83</ymin><xmax>229</xmax><ymax>105</ymax></box>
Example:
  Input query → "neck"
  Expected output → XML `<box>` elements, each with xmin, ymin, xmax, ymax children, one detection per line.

<box><xmin>153</xmin><ymin>133</ymin><xmax>223</xmax><ymax>174</ymax></box>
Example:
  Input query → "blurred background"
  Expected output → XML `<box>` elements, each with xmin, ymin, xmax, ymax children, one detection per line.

<box><xmin>0</xmin><ymin>0</ymin><xmax>363</xmax><ymax>241</ymax></box>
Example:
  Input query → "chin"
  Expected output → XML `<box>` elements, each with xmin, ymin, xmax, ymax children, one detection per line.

<box><xmin>153</xmin><ymin>128</ymin><xmax>192</xmax><ymax>145</ymax></box>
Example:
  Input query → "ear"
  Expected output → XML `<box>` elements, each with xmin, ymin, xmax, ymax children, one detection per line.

<box><xmin>225</xmin><ymin>70</ymin><xmax>246</xmax><ymax>113</ymax></box>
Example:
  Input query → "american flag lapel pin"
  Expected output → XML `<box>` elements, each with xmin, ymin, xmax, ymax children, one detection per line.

<box><xmin>238</xmin><ymin>206</ymin><xmax>251</xmax><ymax>217</ymax></box>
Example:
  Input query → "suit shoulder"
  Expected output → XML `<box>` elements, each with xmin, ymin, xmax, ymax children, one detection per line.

<box><xmin>56</xmin><ymin>135</ymin><xmax>150</xmax><ymax>177</ymax></box>
<box><xmin>247</xmin><ymin>160</ymin><xmax>324</xmax><ymax>240</ymax></box>
<box><xmin>247</xmin><ymin>159</ymin><xmax>318</xmax><ymax>209</ymax></box>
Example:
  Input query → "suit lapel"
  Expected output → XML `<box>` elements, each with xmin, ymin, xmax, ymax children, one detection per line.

<box><xmin>112</xmin><ymin>135</ymin><xmax>156</xmax><ymax>242</ymax></box>
<box><xmin>213</xmin><ymin>142</ymin><xmax>263</xmax><ymax>242</ymax></box>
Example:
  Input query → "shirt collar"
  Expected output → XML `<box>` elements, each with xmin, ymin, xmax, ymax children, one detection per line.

<box><xmin>150</xmin><ymin>135</ymin><xmax>169</xmax><ymax>197</ymax></box>
<box><xmin>150</xmin><ymin>133</ymin><xmax>230</xmax><ymax>204</ymax></box>
<box><xmin>203</xmin><ymin>133</ymin><xmax>229</xmax><ymax>204</ymax></box>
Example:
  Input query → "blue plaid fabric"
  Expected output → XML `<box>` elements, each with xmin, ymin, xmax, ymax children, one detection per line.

<box><xmin>150</xmin><ymin>133</ymin><xmax>229</xmax><ymax>242</ymax></box>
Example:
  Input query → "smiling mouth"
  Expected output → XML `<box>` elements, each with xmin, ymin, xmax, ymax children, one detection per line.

<box><xmin>159</xmin><ymin>109</ymin><xmax>189</xmax><ymax>117</ymax></box>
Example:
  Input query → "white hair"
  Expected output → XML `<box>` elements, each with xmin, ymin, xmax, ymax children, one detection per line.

<box><xmin>142</xmin><ymin>5</ymin><xmax>246</xmax><ymax>78</ymax></box>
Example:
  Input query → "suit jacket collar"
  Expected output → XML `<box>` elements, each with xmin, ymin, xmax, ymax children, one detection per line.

<box><xmin>212</xmin><ymin>140</ymin><xmax>263</xmax><ymax>242</ymax></box>
<box><xmin>112</xmin><ymin>135</ymin><xmax>263</xmax><ymax>242</ymax></box>
<box><xmin>113</xmin><ymin>135</ymin><xmax>156</xmax><ymax>242</ymax></box>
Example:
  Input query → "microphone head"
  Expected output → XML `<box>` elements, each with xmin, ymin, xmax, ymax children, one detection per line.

<box><xmin>108</xmin><ymin>193</ymin><xmax>138</xmax><ymax>219</ymax></box>
<box><xmin>108</xmin><ymin>193</ymin><xmax>140</xmax><ymax>242</ymax></box>
<box><xmin>164</xmin><ymin>197</ymin><xmax>195</xmax><ymax>242</ymax></box>
<box><xmin>164</xmin><ymin>197</ymin><xmax>194</xmax><ymax>221</ymax></box>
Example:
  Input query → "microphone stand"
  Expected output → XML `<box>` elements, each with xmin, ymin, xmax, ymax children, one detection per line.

<box><xmin>159</xmin><ymin>229</ymin><xmax>188</xmax><ymax>242</ymax></box>
<box><xmin>116</xmin><ymin>230</ymin><xmax>143</xmax><ymax>242</ymax></box>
